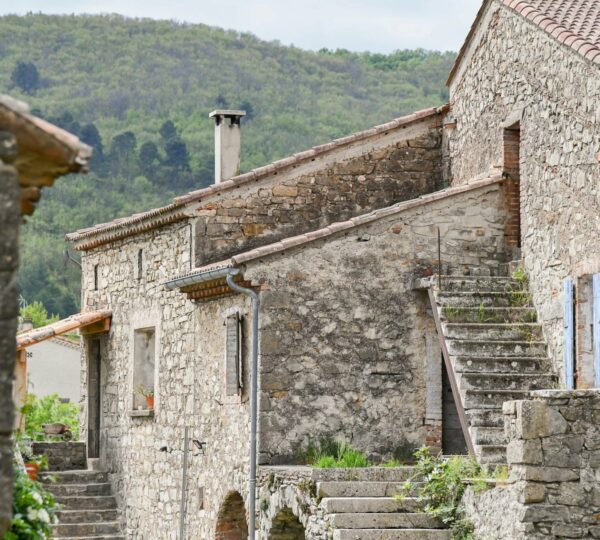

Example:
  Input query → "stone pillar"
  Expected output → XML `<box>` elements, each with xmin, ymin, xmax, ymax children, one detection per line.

<box><xmin>0</xmin><ymin>134</ymin><xmax>20</xmax><ymax>535</ymax></box>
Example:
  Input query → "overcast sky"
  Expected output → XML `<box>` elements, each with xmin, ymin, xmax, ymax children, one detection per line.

<box><xmin>2</xmin><ymin>0</ymin><xmax>482</xmax><ymax>52</ymax></box>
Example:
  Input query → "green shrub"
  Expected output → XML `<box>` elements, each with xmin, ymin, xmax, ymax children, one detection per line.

<box><xmin>5</xmin><ymin>466</ymin><xmax>61</xmax><ymax>539</ymax></box>
<box><xmin>21</xmin><ymin>394</ymin><xmax>80</xmax><ymax>441</ymax></box>
<box><xmin>397</xmin><ymin>447</ymin><xmax>487</xmax><ymax>540</ymax></box>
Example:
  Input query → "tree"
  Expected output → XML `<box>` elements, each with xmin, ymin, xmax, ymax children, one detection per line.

<box><xmin>80</xmin><ymin>123</ymin><xmax>107</xmax><ymax>175</ymax></box>
<box><xmin>138</xmin><ymin>141</ymin><xmax>161</xmax><ymax>179</ymax></box>
<box><xmin>159</xmin><ymin>120</ymin><xmax>177</xmax><ymax>142</ymax></box>
<box><xmin>165</xmin><ymin>139</ymin><xmax>190</xmax><ymax>171</ymax></box>
<box><xmin>11</xmin><ymin>61</ymin><xmax>40</xmax><ymax>94</ymax></box>
<box><xmin>19</xmin><ymin>301</ymin><xmax>59</xmax><ymax>328</ymax></box>
<box><xmin>109</xmin><ymin>131</ymin><xmax>138</xmax><ymax>177</ymax></box>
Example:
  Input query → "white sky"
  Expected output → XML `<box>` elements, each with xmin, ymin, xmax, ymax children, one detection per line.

<box><xmin>2</xmin><ymin>0</ymin><xmax>483</xmax><ymax>52</ymax></box>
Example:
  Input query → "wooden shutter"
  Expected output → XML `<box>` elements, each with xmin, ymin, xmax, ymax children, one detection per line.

<box><xmin>593</xmin><ymin>274</ymin><xmax>600</xmax><ymax>388</ymax></box>
<box><xmin>564</xmin><ymin>279</ymin><xmax>575</xmax><ymax>390</ymax></box>
<box><xmin>225</xmin><ymin>313</ymin><xmax>240</xmax><ymax>396</ymax></box>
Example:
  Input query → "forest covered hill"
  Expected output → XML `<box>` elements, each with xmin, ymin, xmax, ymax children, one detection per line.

<box><xmin>0</xmin><ymin>14</ymin><xmax>456</xmax><ymax>317</ymax></box>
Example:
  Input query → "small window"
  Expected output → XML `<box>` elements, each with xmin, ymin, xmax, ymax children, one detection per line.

<box><xmin>225</xmin><ymin>313</ymin><xmax>242</xmax><ymax>396</ymax></box>
<box><xmin>137</xmin><ymin>249</ymin><xmax>143</xmax><ymax>280</ymax></box>
<box><xmin>133</xmin><ymin>327</ymin><xmax>155</xmax><ymax>410</ymax></box>
<box><xmin>93</xmin><ymin>264</ymin><xmax>99</xmax><ymax>291</ymax></box>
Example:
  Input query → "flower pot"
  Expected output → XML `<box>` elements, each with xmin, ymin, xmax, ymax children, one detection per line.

<box><xmin>145</xmin><ymin>396</ymin><xmax>154</xmax><ymax>409</ymax></box>
<box><xmin>25</xmin><ymin>462</ymin><xmax>40</xmax><ymax>481</ymax></box>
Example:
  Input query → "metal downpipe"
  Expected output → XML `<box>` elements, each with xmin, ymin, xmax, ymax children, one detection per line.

<box><xmin>226</xmin><ymin>273</ymin><xmax>259</xmax><ymax>538</ymax></box>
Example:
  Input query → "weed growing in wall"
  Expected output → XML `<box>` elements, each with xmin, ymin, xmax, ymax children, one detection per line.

<box><xmin>396</xmin><ymin>447</ymin><xmax>488</xmax><ymax>540</ymax></box>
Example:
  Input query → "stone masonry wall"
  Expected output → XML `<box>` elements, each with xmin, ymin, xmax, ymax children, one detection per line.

<box><xmin>194</xmin><ymin>120</ymin><xmax>443</xmax><ymax>267</ymax></box>
<box><xmin>464</xmin><ymin>390</ymin><xmax>600</xmax><ymax>539</ymax></box>
<box><xmin>244</xmin><ymin>182</ymin><xmax>509</xmax><ymax>464</ymax></box>
<box><xmin>81</xmin><ymin>222</ymin><xmax>253</xmax><ymax>539</ymax></box>
<box><xmin>448</xmin><ymin>1</ymin><xmax>600</xmax><ymax>383</ymax></box>
<box><xmin>0</xmin><ymin>157</ymin><xmax>20</xmax><ymax>536</ymax></box>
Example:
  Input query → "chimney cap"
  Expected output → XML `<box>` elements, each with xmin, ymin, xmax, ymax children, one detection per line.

<box><xmin>209</xmin><ymin>109</ymin><xmax>246</xmax><ymax>119</ymax></box>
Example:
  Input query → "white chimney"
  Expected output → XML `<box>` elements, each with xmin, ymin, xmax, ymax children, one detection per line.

<box><xmin>209</xmin><ymin>109</ymin><xmax>246</xmax><ymax>184</ymax></box>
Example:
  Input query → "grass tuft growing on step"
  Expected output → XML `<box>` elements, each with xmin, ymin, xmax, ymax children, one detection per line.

<box><xmin>313</xmin><ymin>441</ymin><xmax>371</xmax><ymax>468</ymax></box>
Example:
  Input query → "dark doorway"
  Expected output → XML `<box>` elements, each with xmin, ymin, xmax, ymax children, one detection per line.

<box><xmin>269</xmin><ymin>507</ymin><xmax>305</xmax><ymax>540</ymax></box>
<box><xmin>87</xmin><ymin>339</ymin><xmax>101</xmax><ymax>458</ymax></box>
<box><xmin>442</xmin><ymin>359</ymin><xmax>467</xmax><ymax>455</ymax></box>
<box><xmin>215</xmin><ymin>491</ymin><xmax>248</xmax><ymax>540</ymax></box>
<box><xmin>503</xmin><ymin>122</ymin><xmax>522</xmax><ymax>249</ymax></box>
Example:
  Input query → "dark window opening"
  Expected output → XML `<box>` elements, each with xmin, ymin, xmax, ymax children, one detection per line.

<box><xmin>93</xmin><ymin>264</ymin><xmax>99</xmax><ymax>291</ymax></box>
<box><xmin>137</xmin><ymin>249</ymin><xmax>143</xmax><ymax>280</ymax></box>
<box><xmin>503</xmin><ymin>122</ymin><xmax>521</xmax><ymax>249</ymax></box>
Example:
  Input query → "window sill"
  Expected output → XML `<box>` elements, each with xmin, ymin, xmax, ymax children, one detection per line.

<box><xmin>130</xmin><ymin>409</ymin><xmax>154</xmax><ymax>418</ymax></box>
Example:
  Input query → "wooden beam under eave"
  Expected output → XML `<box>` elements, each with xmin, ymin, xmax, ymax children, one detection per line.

<box><xmin>79</xmin><ymin>317</ymin><xmax>111</xmax><ymax>336</ymax></box>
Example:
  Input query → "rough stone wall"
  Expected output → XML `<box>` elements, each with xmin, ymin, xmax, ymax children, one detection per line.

<box><xmin>81</xmin><ymin>222</ymin><xmax>253</xmax><ymax>539</ymax></box>
<box><xmin>448</xmin><ymin>1</ymin><xmax>600</xmax><ymax>383</ymax></box>
<box><xmin>0</xmin><ymin>158</ymin><xmax>20</xmax><ymax>536</ymax></box>
<box><xmin>194</xmin><ymin>122</ymin><xmax>443</xmax><ymax>267</ymax></box>
<box><xmin>245</xmin><ymin>183</ymin><xmax>508</xmax><ymax>464</ymax></box>
<box><xmin>465</xmin><ymin>390</ymin><xmax>600</xmax><ymax>539</ymax></box>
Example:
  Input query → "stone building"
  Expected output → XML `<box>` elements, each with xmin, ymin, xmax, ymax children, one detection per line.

<box><xmin>0</xmin><ymin>95</ymin><xmax>90</xmax><ymax>535</ymax></box>
<box><xmin>61</xmin><ymin>0</ymin><xmax>600</xmax><ymax>538</ymax></box>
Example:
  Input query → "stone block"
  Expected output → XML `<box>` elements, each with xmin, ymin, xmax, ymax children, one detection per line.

<box><xmin>271</xmin><ymin>185</ymin><xmax>298</xmax><ymax>197</ymax></box>
<box><xmin>514</xmin><ymin>465</ymin><xmax>580</xmax><ymax>483</ymax></box>
<box><xmin>520</xmin><ymin>483</ymin><xmax>546</xmax><ymax>504</ymax></box>
<box><xmin>506</xmin><ymin>439</ymin><xmax>543</xmax><ymax>465</ymax></box>
<box><xmin>521</xmin><ymin>504</ymin><xmax>569</xmax><ymax>522</ymax></box>
<box><xmin>516</xmin><ymin>400</ymin><xmax>568</xmax><ymax>439</ymax></box>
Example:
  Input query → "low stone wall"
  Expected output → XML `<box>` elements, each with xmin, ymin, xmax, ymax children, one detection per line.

<box><xmin>464</xmin><ymin>390</ymin><xmax>600</xmax><ymax>539</ymax></box>
<box><xmin>32</xmin><ymin>442</ymin><xmax>87</xmax><ymax>471</ymax></box>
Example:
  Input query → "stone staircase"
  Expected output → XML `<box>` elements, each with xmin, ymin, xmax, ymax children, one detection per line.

<box><xmin>428</xmin><ymin>274</ymin><xmax>557</xmax><ymax>465</ymax></box>
<box><xmin>34</xmin><ymin>443</ymin><xmax>123</xmax><ymax>540</ymax></box>
<box><xmin>317</xmin><ymin>468</ymin><xmax>451</xmax><ymax>539</ymax></box>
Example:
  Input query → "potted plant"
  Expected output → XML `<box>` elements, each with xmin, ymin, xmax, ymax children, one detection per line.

<box><xmin>135</xmin><ymin>385</ymin><xmax>155</xmax><ymax>409</ymax></box>
<box><xmin>24</xmin><ymin>454</ymin><xmax>48</xmax><ymax>481</ymax></box>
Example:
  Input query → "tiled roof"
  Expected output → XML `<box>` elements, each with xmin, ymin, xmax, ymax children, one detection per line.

<box><xmin>66</xmin><ymin>106</ymin><xmax>446</xmax><ymax>248</ymax></box>
<box><xmin>448</xmin><ymin>0</ymin><xmax>600</xmax><ymax>85</ymax></box>
<box><xmin>170</xmin><ymin>173</ymin><xmax>503</xmax><ymax>284</ymax></box>
<box><xmin>17</xmin><ymin>310</ymin><xmax>111</xmax><ymax>350</ymax></box>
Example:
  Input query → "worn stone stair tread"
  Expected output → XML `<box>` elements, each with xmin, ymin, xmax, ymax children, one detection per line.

<box><xmin>57</xmin><ymin>509</ymin><xmax>119</xmax><ymax>523</ymax></box>
<box><xmin>53</xmin><ymin>495</ymin><xmax>118</xmax><ymax>510</ymax></box>
<box><xmin>53</xmin><ymin>521</ymin><xmax>121</xmax><ymax>535</ymax></box>
<box><xmin>440</xmin><ymin>306</ymin><xmax>537</xmax><ymax>323</ymax></box>
<box><xmin>318</xmin><ymin>481</ymin><xmax>419</xmax><ymax>498</ymax></box>
<box><xmin>311</xmin><ymin>467</ymin><xmax>418</xmax><ymax>482</ymax></box>
<box><xmin>457</xmin><ymin>372</ymin><xmax>555</xmax><ymax>391</ymax></box>
<box><xmin>330</xmin><ymin>512</ymin><xmax>444</xmax><ymax>529</ymax></box>
<box><xmin>46</xmin><ymin>482</ymin><xmax>112</xmax><ymax>497</ymax></box>
<box><xmin>333</xmin><ymin>528</ymin><xmax>452</xmax><ymax>540</ymax></box>
<box><xmin>464</xmin><ymin>389</ymin><xmax>530</xmax><ymax>409</ymax></box>
<box><xmin>321</xmin><ymin>497</ymin><xmax>423</xmax><ymax>514</ymax></box>
<box><xmin>453</xmin><ymin>356</ymin><xmax>547</xmax><ymax>373</ymax></box>
<box><xmin>471</xmin><ymin>427</ymin><xmax>508</xmax><ymax>445</ymax></box>
<box><xmin>53</xmin><ymin>537</ymin><xmax>125</xmax><ymax>540</ymax></box>
<box><xmin>41</xmin><ymin>470</ymin><xmax>108</xmax><ymax>484</ymax></box>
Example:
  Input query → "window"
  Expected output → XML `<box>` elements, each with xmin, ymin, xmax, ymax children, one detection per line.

<box><xmin>503</xmin><ymin>122</ymin><xmax>521</xmax><ymax>249</ymax></box>
<box><xmin>133</xmin><ymin>327</ymin><xmax>155</xmax><ymax>410</ymax></box>
<box><xmin>225</xmin><ymin>313</ymin><xmax>242</xmax><ymax>397</ymax></box>
<box><xmin>137</xmin><ymin>249</ymin><xmax>143</xmax><ymax>280</ymax></box>
<box><xmin>93</xmin><ymin>264</ymin><xmax>99</xmax><ymax>291</ymax></box>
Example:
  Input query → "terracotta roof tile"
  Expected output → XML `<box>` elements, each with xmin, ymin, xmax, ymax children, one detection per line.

<box><xmin>17</xmin><ymin>310</ymin><xmax>111</xmax><ymax>350</ymax></box>
<box><xmin>449</xmin><ymin>0</ymin><xmax>600</xmax><ymax>85</ymax></box>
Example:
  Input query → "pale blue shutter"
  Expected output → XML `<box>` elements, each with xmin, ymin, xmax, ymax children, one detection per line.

<box><xmin>564</xmin><ymin>279</ymin><xmax>575</xmax><ymax>390</ymax></box>
<box><xmin>593</xmin><ymin>274</ymin><xmax>600</xmax><ymax>387</ymax></box>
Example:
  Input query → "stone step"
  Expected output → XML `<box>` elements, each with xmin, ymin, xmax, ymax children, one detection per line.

<box><xmin>57</xmin><ymin>509</ymin><xmax>119</xmax><ymax>524</ymax></box>
<box><xmin>55</xmin><ymin>537</ymin><xmax>125</xmax><ymax>540</ymax></box>
<box><xmin>333</xmin><ymin>529</ymin><xmax>451</xmax><ymax>540</ymax></box>
<box><xmin>53</xmin><ymin>521</ymin><xmax>121</xmax><ymax>537</ymax></box>
<box><xmin>464</xmin><ymin>389</ymin><xmax>529</xmax><ymax>409</ymax></box>
<box><xmin>47</xmin><ymin>482</ymin><xmax>112</xmax><ymax>497</ymax></box>
<box><xmin>312</xmin><ymin>467</ymin><xmax>417</xmax><ymax>482</ymax></box>
<box><xmin>457</xmin><ymin>372</ymin><xmax>555</xmax><ymax>391</ymax></box>
<box><xmin>440</xmin><ymin>306</ymin><xmax>537</xmax><ymax>324</ymax></box>
<box><xmin>436</xmin><ymin>291</ymin><xmax>531</xmax><ymax>308</ymax></box>
<box><xmin>466</xmin><ymin>409</ymin><xmax>504</xmax><ymax>428</ymax></box>
<box><xmin>476</xmin><ymin>445</ymin><xmax>507</xmax><ymax>465</ymax></box>
<box><xmin>54</xmin><ymin>495</ymin><xmax>118</xmax><ymax>510</ymax></box>
<box><xmin>453</xmin><ymin>356</ymin><xmax>547</xmax><ymax>374</ymax></box>
<box><xmin>443</xmin><ymin>323</ymin><xmax>543</xmax><ymax>341</ymax></box>
<box><xmin>447</xmin><ymin>339</ymin><xmax>546</xmax><ymax>358</ymax></box>
<box><xmin>471</xmin><ymin>427</ymin><xmax>507</xmax><ymax>446</ymax></box>
<box><xmin>318</xmin><ymin>482</ymin><xmax>419</xmax><ymax>499</ymax></box>
<box><xmin>321</xmin><ymin>497</ymin><xmax>423</xmax><ymax>514</ymax></box>
<box><xmin>40</xmin><ymin>470</ymin><xmax>108</xmax><ymax>484</ymax></box>
<box><xmin>330</xmin><ymin>513</ymin><xmax>443</xmax><ymax>529</ymax></box>
<box><xmin>434</xmin><ymin>276</ymin><xmax>521</xmax><ymax>293</ymax></box>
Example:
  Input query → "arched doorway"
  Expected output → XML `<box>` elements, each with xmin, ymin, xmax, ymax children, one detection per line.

<box><xmin>268</xmin><ymin>507</ymin><xmax>305</xmax><ymax>539</ymax></box>
<box><xmin>215</xmin><ymin>491</ymin><xmax>248</xmax><ymax>540</ymax></box>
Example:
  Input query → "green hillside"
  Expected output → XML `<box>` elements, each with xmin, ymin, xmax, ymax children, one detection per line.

<box><xmin>0</xmin><ymin>14</ymin><xmax>455</xmax><ymax>317</ymax></box>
